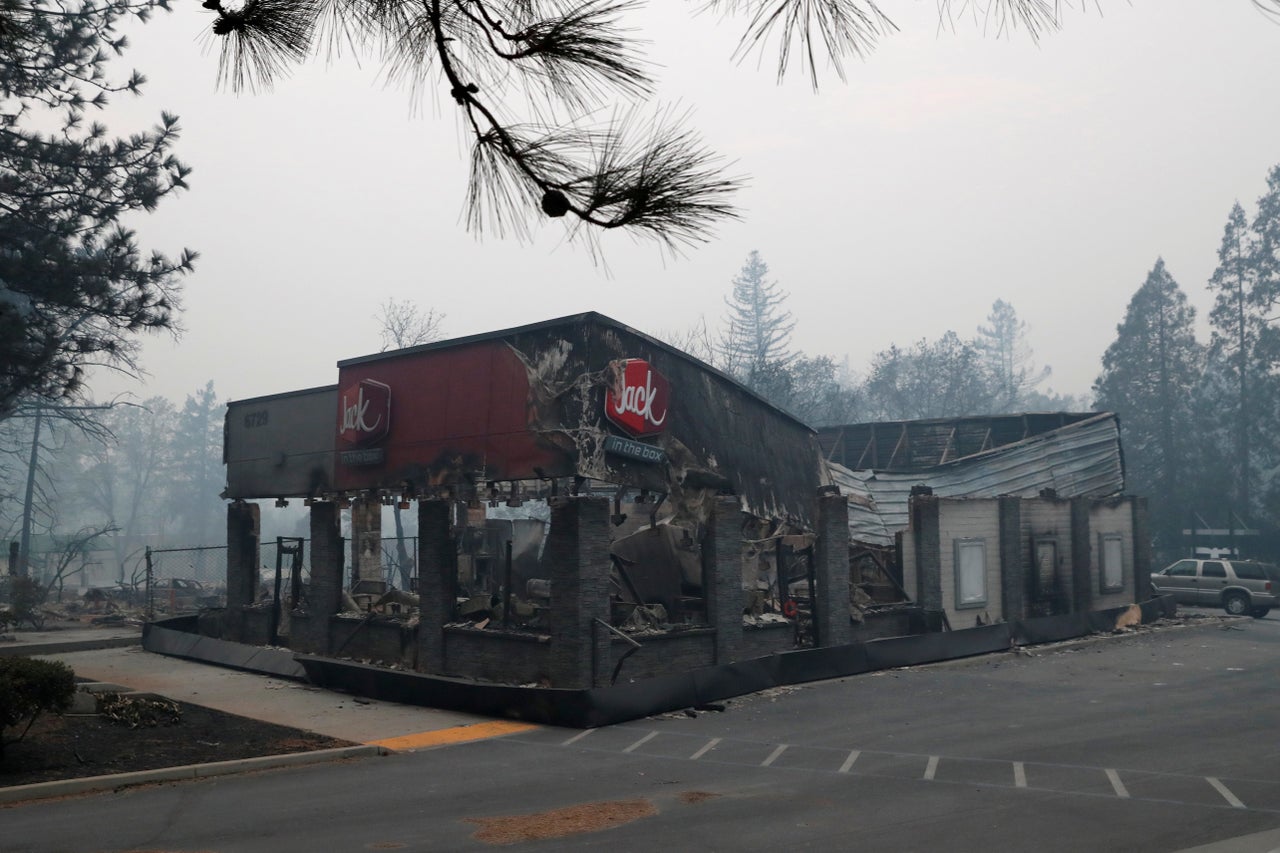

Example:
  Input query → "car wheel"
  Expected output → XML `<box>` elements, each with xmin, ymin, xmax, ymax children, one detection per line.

<box><xmin>1223</xmin><ymin>593</ymin><xmax>1250</xmax><ymax>617</ymax></box>
<box><xmin>1250</xmin><ymin>607</ymin><xmax>1271</xmax><ymax>618</ymax></box>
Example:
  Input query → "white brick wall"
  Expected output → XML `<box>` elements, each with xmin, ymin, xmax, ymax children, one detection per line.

<box><xmin>1090</xmin><ymin>501</ymin><xmax>1136</xmax><ymax>609</ymax></box>
<box><xmin>939</xmin><ymin>500</ymin><xmax>1002</xmax><ymax>626</ymax></box>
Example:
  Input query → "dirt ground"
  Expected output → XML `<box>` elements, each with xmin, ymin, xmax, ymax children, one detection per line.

<box><xmin>0</xmin><ymin>699</ymin><xmax>354</xmax><ymax>788</ymax></box>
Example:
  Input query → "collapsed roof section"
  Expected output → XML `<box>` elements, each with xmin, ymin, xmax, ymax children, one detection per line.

<box><xmin>224</xmin><ymin>312</ymin><xmax>823</xmax><ymax>529</ymax></box>
<box><xmin>818</xmin><ymin>412</ymin><xmax>1105</xmax><ymax>472</ymax></box>
<box><xmin>824</xmin><ymin>412</ymin><xmax>1126</xmax><ymax>547</ymax></box>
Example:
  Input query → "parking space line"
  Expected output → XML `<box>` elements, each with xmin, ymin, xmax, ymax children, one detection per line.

<box><xmin>762</xmin><ymin>745</ymin><xmax>788</xmax><ymax>767</ymax></box>
<box><xmin>924</xmin><ymin>756</ymin><xmax>939</xmax><ymax>781</ymax></box>
<box><xmin>1207</xmin><ymin>777</ymin><xmax>1246</xmax><ymax>808</ymax></box>
<box><xmin>622</xmin><ymin>732</ymin><xmax>658</xmax><ymax>754</ymax></box>
<box><xmin>690</xmin><ymin>738</ymin><xmax>721</xmax><ymax>760</ymax></box>
<box><xmin>562</xmin><ymin>729</ymin><xmax>594</xmax><ymax>747</ymax></box>
<box><xmin>1014</xmin><ymin>762</ymin><xmax>1026</xmax><ymax>788</ymax></box>
<box><xmin>1105</xmin><ymin>769</ymin><xmax>1130</xmax><ymax>798</ymax></box>
<box><xmin>839</xmin><ymin>750</ymin><xmax>861</xmax><ymax>773</ymax></box>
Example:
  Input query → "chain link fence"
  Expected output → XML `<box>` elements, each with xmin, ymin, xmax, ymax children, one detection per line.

<box><xmin>145</xmin><ymin>545</ymin><xmax>228</xmax><ymax>617</ymax></box>
<box><xmin>143</xmin><ymin>534</ymin><xmax>419</xmax><ymax>617</ymax></box>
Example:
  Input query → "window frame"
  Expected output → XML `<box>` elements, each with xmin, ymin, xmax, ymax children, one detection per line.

<box><xmin>953</xmin><ymin>537</ymin><xmax>988</xmax><ymax>609</ymax></box>
<box><xmin>1099</xmin><ymin>533</ymin><xmax>1125</xmax><ymax>593</ymax></box>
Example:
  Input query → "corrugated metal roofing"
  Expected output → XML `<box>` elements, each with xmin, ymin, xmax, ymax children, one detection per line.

<box><xmin>825</xmin><ymin>413</ymin><xmax>1126</xmax><ymax>547</ymax></box>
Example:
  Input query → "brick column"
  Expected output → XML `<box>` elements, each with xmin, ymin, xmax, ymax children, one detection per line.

<box><xmin>226</xmin><ymin>500</ymin><xmax>260</xmax><ymax>611</ymax></box>
<box><xmin>350</xmin><ymin>495</ymin><xmax>383</xmax><ymax>589</ymax></box>
<box><xmin>911</xmin><ymin>495</ymin><xmax>943</xmax><ymax>629</ymax></box>
<box><xmin>546</xmin><ymin>496</ymin><xmax>611</xmax><ymax>688</ymax></box>
<box><xmin>813</xmin><ymin>492</ymin><xmax>852</xmax><ymax>648</ymax></box>
<box><xmin>998</xmin><ymin>496</ymin><xmax>1024</xmax><ymax>622</ymax></box>
<box><xmin>306</xmin><ymin>501</ymin><xmax>343</xmax><ymax>655</ymax></box>
<box><xmin>1131</xmin><ymin>497</ymin><xmax>1151</xmax><ymax>601</ymax></box>
<box><xmin>416</xmin><ymin>500</ymin><xmax>457</xmax><ymax>675</ymax></box>
<box><xmin>704</xmin><ymin>496</ymin><xmax>746</xmax><ymax>664</ymax></box>
<box><xmin>1070</xmin><ymin>497</ymin><xmax>1093</xmax><ymax>613</ymax></box>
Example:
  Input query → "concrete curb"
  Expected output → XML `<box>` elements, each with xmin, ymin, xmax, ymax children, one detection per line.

<box><xmin>0</xmin><ymin>744</ymin><xmax>389</xmax><ymax>806</ymax></box>
<box><xmin>0</xmin><ymin>636</ymin><xmax>141</xmax><ymax>657</ymax></box>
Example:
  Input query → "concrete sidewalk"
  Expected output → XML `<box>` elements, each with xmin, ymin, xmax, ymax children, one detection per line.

<box><xmin>27</xmin><ymin>642</ymin><xmax>495</xmax><ymax>745</ymax></box>
<box><xmin>1</xmin><ymin>626</ymin><xmax>535</xmax><ymax>804</ymax></box>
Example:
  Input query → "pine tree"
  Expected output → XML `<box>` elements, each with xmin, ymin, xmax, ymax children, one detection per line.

<box><xmin>168</xmin><ymin>383</ymin><xmax>227</xmax><ymax>545</ymax></box>
<box><xmin>975</xmin><ymin>299</ymin><xmax>1051</xmax><ymax>413</ymax></box>
<box><xmin>196</xmin><ymin>1</ymin><xmax>1097</xmax><ymax>245</ymax></box>
<box><xmin>0</xmin><ymin>1</ymin><xmax>197</xmax><ymax>419</ymax></box>
<box><xmin>719</xmin><ymin>251</ymin><xmax>796</xmax><ymax>388</ymax></box>
<box><xmin>1093</xmin><ymin>259</ymin><xmax>1203</xmax><ymax>548</ymax></box>
<box><xmin>1205</xmin><ymin>201</ymin><xmax>1274</xmax><ymax>517</ymax></box>
<box><xmin>1245</xmin><ymin>164</ymin><xmax>1280</xmax><ymax>519</ymax></box>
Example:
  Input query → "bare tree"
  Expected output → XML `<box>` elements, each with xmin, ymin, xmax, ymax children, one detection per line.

<box><xmin>376</xmin><ymin>299</ymin><xmax>446</xmax><ymax>352</ymax></box>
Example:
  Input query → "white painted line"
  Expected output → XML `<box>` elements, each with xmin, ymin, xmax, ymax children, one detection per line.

<box><xmin>762</xmin><ymin>744</ymin><xmax>789</xmax><ymax>767</ymax></box>
<box><xmin>1208</xmin><ymin>777</ymin><xmax>1246</xmax><ymax>809</ymax></box>
<box><xmin>838</xmin><ymin>750</ymin><xmax>861</xmax><ymax>773</ymax></box>
<box><xmin>1105</xmin><ymin>769</ymin><xmax>1130</xmax><ymax>799</ymax></box>
<box><xmin>562</xmin><ymin>729</ymin><xmax>594</xmax><ymax>746</ymax></box>
<box><xmin>690</xmin><ymin>737</ymin><xmax>721</xmax><ymax>761</ymax></box>
<box><xmin>623</xmin><ymin>731</ymin><xmax>659</xmax><ymax>754</ymax></box>
<box><xmin>1013</xmin><ymin>762</ymin><xmax>1027</xmax><ymax>788</ymax></box>
<box><xmin>924</xmin><ymin>756</ymin><xmax>939</xmax><ymax>781</ymax></box>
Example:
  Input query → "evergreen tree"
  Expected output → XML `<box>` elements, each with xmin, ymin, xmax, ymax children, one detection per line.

<box><xmin>1245</xmin><ymin>164</ymin><xmax>1280</xmax><ymax>519</ymax></box>
<box><xmin>1093</xmin><ymin>259</ymin><xmax>1203</xmax><ymax>548</ymax></box>
<box><xmin>781</xmin><ymin>355</ymin><xmax>861</xmax><ymax>427</ymax></box>
<box><xmin>719</xmin><ymin>251</ymin><xmax>795</xmax><ymax>387</ymax></box>
<box><xmin>0</xmin><ymin>1</ymin><xmax>196</xmax><ymax>419</ymax></box>
<box><xmin>975</xmin><ymin>299</ymin><xmax>1051</xmax><ymax>413</ymax></box>
<box><xmin>1205</xmin><ymin>201</ymin><xmax>1276</xmax><ymax>517</ymax></box>
<box><xmin>168</xmin><ymin>383</ymin><xmax>227</xmax><ymax>545</ymax></box>
<box><xmin>861</xmin><ymin>332</ymin><xmax>992</xmax><ymax>421</ymax></box>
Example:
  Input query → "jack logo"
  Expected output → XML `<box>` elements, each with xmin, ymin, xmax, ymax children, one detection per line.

<box><xmin>338</xmin><ymin>379</ymin><xmax>391</xmax><ymax>446</ymax></box>
<box><xmin>605</xmin><ymin>359</ymin><xmax>669</xmax><ymax>437</ymax></box>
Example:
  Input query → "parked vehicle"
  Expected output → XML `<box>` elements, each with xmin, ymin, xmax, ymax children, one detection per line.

<box><xmin>1150</xmin><ymin>559</ymin><xmax>1279</xmax><ymax>617</ymax></box>
<box><xmin>151</xmin><ymin>578</ymin><xmax>220</xmax><ymax>612</ymax></box>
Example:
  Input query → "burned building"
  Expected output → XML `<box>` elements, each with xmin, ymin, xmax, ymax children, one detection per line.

<box><xmin>150</xmin><ymin>318</ymin><xmax>1171</xmax><ymax>725</ymax></box>
<box><xmin>818</xmin><ymin>413</ymin><xmax>1149</xmax><ymax>629</ymax></box>
<box><xmin>216</xmin><ymin>313</ymin><xmax>849</xmax><ymax>689</ymax></box>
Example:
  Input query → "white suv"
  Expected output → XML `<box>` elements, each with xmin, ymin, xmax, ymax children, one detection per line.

<box><xmin>1150</xmin><ymin>559</ymin><xmax>1279</xmax><ymax>618</ymax></box>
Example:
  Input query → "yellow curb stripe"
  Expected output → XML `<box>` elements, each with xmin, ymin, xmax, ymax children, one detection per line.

<box><xmin>367</xmin><ymin>721</ymin><xmax>538</xmax><ymax>751</ymax></box>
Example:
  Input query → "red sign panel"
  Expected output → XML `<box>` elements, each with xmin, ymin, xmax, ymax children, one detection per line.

<box><xmin>338</xmin><ymin>379</ymin><xmax>391</xmax><ymax>447</ymax></box>
<box><xmin>605</xmin><ymin>359</ymin><xmax>670</xmax><ymax>437</ymax></box>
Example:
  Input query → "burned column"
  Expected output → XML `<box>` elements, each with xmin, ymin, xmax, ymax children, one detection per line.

<box><xmin>1132</xmin><ymin>497</ymin><xmax>1152</xmax><ymax>601</ymax></box>
<box><xmin>1070</xmin><ymin>497</ymin><xmax>1093</xmax><ymax>613</ymax></box>
<box><xmin>304</xmin><ymin>500</ymin><xmax>343</xmax><ymax>655</ymax></box>
<box><xmin>998</xmin><ymin>496</ymin><xmax>1025</xmax><ymax>621</ymax></box>
<box><xmin>705</xmin><ymin>496</ymin><xmax>746</xmax><ymax>665</ymax></box>
<box><xmin>416</xmin><ymin>499</ymin><xmax>456</xmax><ymax>675</ymax></box>
<box><xmin>350</xmin><ymin>495</ymin><xmax>383</xmax><ymax>594</ymax></box>
<box><xmin>547</xmin><ymin>496</ymin><xmax>611</xmax><ymax>689</ymax></box>
<box><xmin>813</xmin><ymin>490</ymin><xmax>852</xmax><ymax>648</ymax></box>
<box><xmin>911</xmin><ymin>494</ymin><xmax>943</xmax><ymax>631</ymax></box>
<box><xmin>226</xmin><ymin>500</ymin><xmax>260</xmax><ymax>611</ymax></box>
